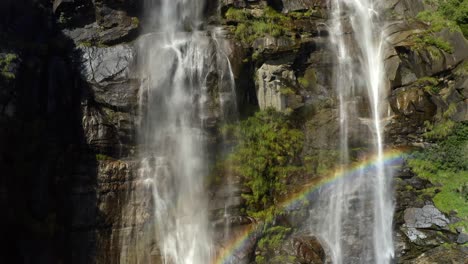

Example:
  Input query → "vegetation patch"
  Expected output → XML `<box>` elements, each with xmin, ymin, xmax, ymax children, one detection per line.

<box><xmin>419</xmin><ymin>0</ymin><xmax>468</xmax><ymax>37</ymax></box>
<box><xmin>222</xmin><ymin>108</ymin><xmax>304</xmax><ymax>220</ymax></box>
<box><xmin>423</xmin><ymin>103</ymin><xmax>458</xmax><ymax>139</ymax></box>
<box><xmin>415</xmin><ymin>76</ymin><xmax>441</xmax><ymax>95</ymax></box>
<box><xmin>407</xmin><ymin>122</ymin><xmax>468</xmax><ymax>230</ymax></box>
<box><xmin>256</xmin><ymin>225</ymin><xmax>294</xmax><ymax>264</ymax></box>
<box><xmin>412</xmin><ymin>34</ymin><xmax>454</xmax><ymax>54</ymax></box>
<box><xmin>0</xmin><ymin>53</ymin><xmax>18</xmax><ymax>80</ymax></box>
<box><xmin>411</xmin><ymin>0</ymin><xmax>468</xmax><ymax>53</ymax></box>
<box><xmin>224</xmin><ymin>7</ymin><xmax>294</xmax><ymax>44</ymax></box>
<box><xmin>96</xmin><ymin>153</ymin><xmax>113</xmax><ymax>161</ymax></box>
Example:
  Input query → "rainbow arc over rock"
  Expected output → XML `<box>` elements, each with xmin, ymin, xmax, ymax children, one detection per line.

<box><xmin>212</xmin><ymin>148</ymin><xmax>406</xmax><ymax>264</ymax></box>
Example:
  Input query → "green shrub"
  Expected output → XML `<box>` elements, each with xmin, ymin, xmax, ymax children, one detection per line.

<box><xmin>225</xmin><ymin>109</ymin><xmax>304</xmax><ymax>218</ymax></box>
<box><xmin>256</xmin><ymin>225</ymin><xmax>294</xmax><ymax>264</ymax></box>
<box><xmin>96</xmin><ymin>153</ymin><xmax>112</xmax><ymax>161</ymax></box>
<box><xmin>225</xmin><ymin>7</ymin><xmax>293</xmax><ymax>44</ymax></box>
<box><xmin>415</xmin><ymin>76</ymin><xmax>441</xmax><ymax>94</ymax></box>
<box><xmin>419</xmin><ymin>0</ymin><xmax>468</xmax><ymax>38</ymax></box>
<box><xmin>225</xmin><ymin>7</ymin><xmax>249</xmax><ymax>21</ymax></box>
<box><xmin>407</xmin><ymin>122</ymin><xmax>468</xmax><ymax>229</ymax></box>
<box><xmin>414</xmin><ymin>35</ymin><xmax>454</xmax><ymax>53</ymax></box>
<box><xmin>0</xmin><ymin>53</ymin><xmax>18</xmax><ymax>79</ymax></box>
<box><xmin>424</xmin><ymin>103</ymin><xmax>458</xmax><ymax>139</ymax></box>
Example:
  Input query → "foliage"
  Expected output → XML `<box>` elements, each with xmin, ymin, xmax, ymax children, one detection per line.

<box><xmin>225</xmin><ymin>7</ymin><xmax>293</xmax><ymax>44</ymax></box>
<box><xmin>419</xmin><ymin>0</ymin><xmax>468</xmax><ymax>37</ymax></box>
<box><xmin>407</xmin><ymin>122</ymin><xmax>468</xmax><ymax>229</ymax></box>
<box><xmin>256</xmin><ymin>225</ymin><xmax>294</xmax><ymax>264</ymax></box>
<box><xmin>0</xmin><ymin>53</ymin><xmax>18</xmax><ymax>79</ymax></box>
<box><xmin>424</xmin><ymin>103</ymin><xmax>458</xmax><ymax>139</ymax></box>
<box><xmin>304</xmin><ymin>150</ymin><xmax>340</xmax><ymax>175</ymax></box>
<box><xmin>131</xmin><ymin>17</ymin><xmax>140</xmax><ymax>27</ymax></box>
<box><xmin>96</xmin><ymin>153</ymin><xmax>112</xmax><ymax>161</ymax></box>
<box><xmin>279</xmin><ymin>86</ymin><xmax>295</xmax><ymax>95</ymax></box>
<box><xmin>226</xmin><ymin>108</ymin><xmax>304</xmax><ymax>219</ymax></box>
<box><xmin>415</xmin><ymin>76</ymin><xmax>440</xmax><ymax>95</ymax></box>
<box><xmin>413</xmin><ymin>34</ymin><xmax>454</xmax><ymax>53</ymax></box>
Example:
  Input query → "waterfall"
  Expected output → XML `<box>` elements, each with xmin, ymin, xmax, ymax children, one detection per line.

<box><xmin>134</xmin><ymin>1</ymin><xmax>237</xmax><ymax>263</ymax></box>
<box><xmin>310</xmin><ymin>0</ymin><xmax>394</xmax><ymax>263</ymax></box>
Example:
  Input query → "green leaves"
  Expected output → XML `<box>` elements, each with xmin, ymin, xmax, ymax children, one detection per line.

<box><xmin>407</xmin><ymin>122</ymin><xmax>468</xmax><ymax>229</ymax></box>
<box><xmin>228</xmin><ymin>108</ymin><xmax>304</xmax><ymax>218</ymax></box>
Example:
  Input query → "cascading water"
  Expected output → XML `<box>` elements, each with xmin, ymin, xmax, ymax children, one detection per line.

<box><xmin>134</xmin><ymin>1</ymin><xmax>237</xmax><ymax>263</ymax></box>
<box><xmin>310</xmin><ymin>0</ymin><xmax>394</xmax><ymax>263</ymax></box>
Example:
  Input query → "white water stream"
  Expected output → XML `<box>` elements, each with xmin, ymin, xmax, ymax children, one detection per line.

<box><xmin>136</xmin><ymin>1</ymin><xmax>237</xmax><ymax>263</ymax></box>
<box><xmin>310</xmin><ymin>0</ymin><xmax>394</xmax><ymax>263</ymax></box>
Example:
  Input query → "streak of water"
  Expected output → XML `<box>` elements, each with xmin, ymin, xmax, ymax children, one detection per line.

<box><xmin>310</xmin><ymin>1</ymin><xmax>394</xmax><ymax>263</ymax></box>
<box><xmin>134</xmin><ymin>1</ymin><xmax>237</xmax><ymax>263</ymax></box>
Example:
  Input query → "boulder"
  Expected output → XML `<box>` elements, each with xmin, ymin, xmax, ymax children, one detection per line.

<box><xmin>80</xmin><ymin>44</ymin><xmax>135</xmax><ymax>84</ymax></box>
<box><xmin>403</xmin><ymin>205</ymin><xmax>450</xmax><ymax>229</ymax></box>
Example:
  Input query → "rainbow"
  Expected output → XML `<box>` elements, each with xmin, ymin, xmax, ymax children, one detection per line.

<box><xmin>213</xmin><ymin>148</ymin><xmax>407</xmax><ymax>264</ymax></box>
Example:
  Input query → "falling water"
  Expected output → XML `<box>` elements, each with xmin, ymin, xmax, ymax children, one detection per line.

<box><xmin>310</xmin><ymin>0</ymin><xmax>394</xmax><ymax>263</ymax></box>
<box><xmin>135</xmin><ymin>0</ymin><xmax>237</xmax><ymax>263</ymax></box>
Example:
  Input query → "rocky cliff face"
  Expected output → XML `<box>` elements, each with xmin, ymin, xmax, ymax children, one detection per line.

<box><xmin>0</xmin><ymin>0</ymin><xmax>466</xmax><ymax>263</ymax></box>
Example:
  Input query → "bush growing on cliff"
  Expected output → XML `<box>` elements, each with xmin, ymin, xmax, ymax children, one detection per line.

<box><xmin>224</xmin><ymin>7</ymin><xmax>293</xmax><ymax>44</ymax></box>
<box><xmin>419</xmin><ymin>0</ymin><xmax>468</xmax><ymax>37</ymax></box>
<box><xmin>226</xmin><ymin>108</ymin><xmax>304</xmax><ymax>219</ymax></box>
<box><xmin>407</xmin><ymin>122</ymin><xmax>468</xmax><ymax>229</ymax></box>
